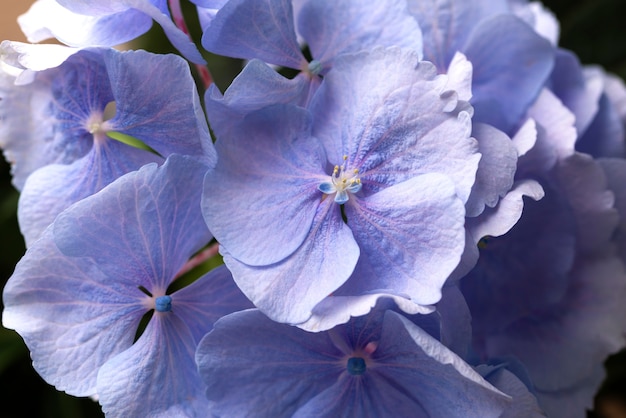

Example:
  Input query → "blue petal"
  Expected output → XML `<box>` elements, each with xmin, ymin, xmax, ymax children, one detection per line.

<box><xmin>297</xmin><ymin>0</ymin><xmax>423</xmax><ymax>68</ymax></box>
<box><xmin>0</xmin><ymin>48</ymin><xmax>111</xmax><ymax>189</ymax></box>
<box><xmin>344</xmin><ymin>173</ymin><xmax>466</xmax><ymax>306</ymax></box>
<box><xmin>465</xmin><ymin>123</ymin><xmax>518</xmax><ymax>217</ymax></box>
<box><xmin>196</xmin><ymin>309</ymin><xmax>347</xmax><ymax>417</ymax></box>
<box><xmin>549</xmin><ymin>49</ymin><xmax>602</xmax><ymax>136</ymax></box>
<box><xmin>221</xmin><ymin>197</ymin><xmax>359</xmax><ymax>325</ymax></box>
<box><xmin>463</xmin><ymin>15</ymin><xmax>555</xmax><ymax>133</ymax></box>
<box><xmin>53</xmin><ymin>155</ymin><xmax>211</xmax><ymax>291</ymax></box>
<box><xmin>196</xmin><ymin>309</ymin><xmax>510</xmax><ymax>417</ymax></box>
<box><xmin>205</xmin><ymin>60</ymin><xmax>318</xmax><ymax>140</ymax></box>
<box><xmin>407</xmin><ymin>0</ymin><xmax>509</xmax><ymax>71</ymax></box>
<box><xmin>18</xmin><ymin>140</ymin><xmax>160</xmax><ymax>247</ymax></box>
<box><xmin>172</xmin><ymin>265</ymin><xmax>253</xmax><ymax>343</ymax></box>
<box><xmin>2</xmin><ymin>227</ymin><xmax>146</xmax><ymax>396</ymax></box>
<box><xmin>203</xmin><ymin>105</ymin><xmax>326</xmax><ymax>266</ymax></box>
<box><xmin>104</xmin><ymin>48</ymin><xmax>215</xmax><ymax>163</ymax></box>
<box><xmin>318</xmin><ymin>182</ymin><xmax>336</xmax><ymax>194</ymax></box>
<box><xmin>97</xmin><ymin>314</ymin><xmax>210</xmax><ymax>417</ymax></box>
<box><xmin>202</xmin><ymin>0</ymin><xmax>305</xmax><ymax>69</ymax></box>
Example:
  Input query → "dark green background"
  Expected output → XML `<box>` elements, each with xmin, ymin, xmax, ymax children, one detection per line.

<box><xmin>1</xmin><ymin>1</ymin><xmax>625</xmax><ymax>416</ymax></box>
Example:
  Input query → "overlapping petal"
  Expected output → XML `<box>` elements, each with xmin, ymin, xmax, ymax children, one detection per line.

<box><xmin>53</xmin><ymin>155</ymin><xmax>211</xmax><ymax>291</ymax></box>
<box><xmin>221</xmin><ymin>198</ymin><xmax>359</xmax><ymax>324</ymax></box>
<box><xmin>310</xmin><ymin>47</ymin><xmax>479</xmax><ymax>202</ymax></box>
<box><xmin>203</xmin><ymin>105</ymin><xmax>326</xmax><ymax>266</ymax></box>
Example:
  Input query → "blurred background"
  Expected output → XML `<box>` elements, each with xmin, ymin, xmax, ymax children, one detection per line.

<box><xmin>1</xmin><ymin>1</ymin><xmax>625</xmax><ymax>417</ymax></box>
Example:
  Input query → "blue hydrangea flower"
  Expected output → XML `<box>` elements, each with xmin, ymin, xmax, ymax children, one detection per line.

<box><xmin>195</xmin><ymin>308</ymin><xmax>512</xmax><ymax>417</ymax></box>
<box><xmin>18</xmin><ymin>0</ymin><xmax>206</xmax><ymax>63</ymax></box>
<box><xmin>0</xmin><ymin>44</ymin><xmax>213</xmax><ymax>246</ymax></box>
<box><xmin>2</xmin><ymin>155</ymin><xmax>252</xmax><ymax>416</ymax></box>
<box><xmin>203</xmin><ymin>48</ymin><xmax>478</xmax><ymax>327</ymax></box>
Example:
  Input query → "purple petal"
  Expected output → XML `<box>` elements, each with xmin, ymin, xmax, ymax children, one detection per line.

<box><xmin>477</xmin><ymin>365</ymin><xmax>546</xmax><ymax>417</ymax></box>
<box><xmin>53</xmin><ymin>155</ymin><xmax>211</xmax><ymax>291</ymax></box>
<box><xmin>221</xmin><ymin>198</ymin><xmax>359</xmax><ymax>324</ymax></box>
<box><xmin>203</xmin><ymin>105</ymin><xmax>325</xmax><ymax>266</ymax></box>
<box><xmin>483</xmin><ymin>257</ymin><xmax>626</xmax><ymax>397</ymax></box>
<box><xmin>201</xmin><ymin>0</ymin><xmax>305</xmax><ymax>69</ymax></box>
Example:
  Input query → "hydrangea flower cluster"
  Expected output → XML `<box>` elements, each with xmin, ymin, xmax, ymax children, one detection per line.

<box><xmin>1</xmin><ymin>0</ymin><xmax>626</xmax><ymax>416</ymax></box>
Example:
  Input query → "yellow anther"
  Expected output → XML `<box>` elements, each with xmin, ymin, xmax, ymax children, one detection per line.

<box><xmin>353</xmin><ymin>169</ymin><xmax>359</xmax><ymax>174</ymax></box>
<box><xmin>343</xmin><ymin>155</ymin><xmax>348</xmax><ymax>161</ymax></box>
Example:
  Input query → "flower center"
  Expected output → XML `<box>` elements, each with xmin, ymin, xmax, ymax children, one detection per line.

<box><xmin>346</xmin><ymin>357</ymin><xmax>367</xmax><ymax>375</ymax></box>
<box><xmin>155</xmin><ymin>295</ymin><xmax>172</xmax><ymax>312</ymax></box>
<box><xmin>318</xmin><ymin>155</ymin><xmax>362</xmax><ymax>204</ymax></box>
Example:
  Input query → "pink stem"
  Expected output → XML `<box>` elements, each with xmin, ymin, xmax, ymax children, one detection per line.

<box><xmin>168</xmin><ymin>0</ymin><xmax>213</xmax><ymax>89</ymax></box>
<box><xmin>175</xmin><ymin>242</ymin><xmax>220</xmax><ymax>279</ymax></box>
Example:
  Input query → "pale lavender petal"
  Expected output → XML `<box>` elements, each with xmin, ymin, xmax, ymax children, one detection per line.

<box><xmin>2</xmin><ymin>228</ymin><xmax>146</xmax><ymax>396</ymax></box>
<box><xmin>299</xmin><ymin>293</ymin><xmax>433</xmax><ymax>332</ymax></box>
<box><xmin>52</xmin><ymin>0</ymin><xmax>205</xmax><ymax>63</ymax></box>
<box><xmin>19</xmin><ymin>0</ymin><xmax>153</xmax><ymax>48</ymax></box>
<box><xmin>465</xmin><ymin>123</ymin><xmax>518</xmax><ymax>217</ymax></box>
<box><xmin>518</xmin><ymin>89</ymin><xmax>577</xmax><ymax>175</ymax></box>
<box><xmin>221</xmin><ymin>198</ymin><xmax>359</xmax><ymax>325</ymax></box>
<box><xmin>467</xmin><ymin>179</ymin><xmax>545</xmax><ymax>242</ymax></box>
<box><xmin>53</xmin><ymin>155</ymin><xmax>211</xmax><ymax>291</ymax></box>
<box><xmin>201</xmin><ymin>0</ymin><xmax>305</xmax><ymax>69</ymax></box>
<box><xmin>97</xmin><ymin>314</ymin><xmax>209</xmax><ymax>417</ymax></box>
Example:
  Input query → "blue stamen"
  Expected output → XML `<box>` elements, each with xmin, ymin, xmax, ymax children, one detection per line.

<box><xmin>155</xmin><ymin>295</ymin><xmax>172</xmax><ymax>312</ymax></box>
<box><xmin>308</xmin><ymin>60</ymin><xmax>322</xmax><ymax>75</ymax></box>
<box><xmin>347</xmin><ymin>357</ymin><xmax>367</xmax><ymax>375</ymax></box>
